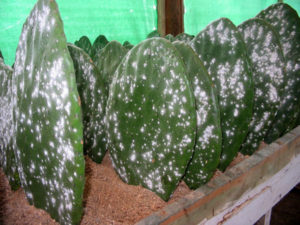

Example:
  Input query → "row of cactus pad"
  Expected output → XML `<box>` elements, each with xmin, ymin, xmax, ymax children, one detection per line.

<box><xmin>0</xmin><ymin>1</ymin><xmax>299</xmax><ymax>224</ymax></box>
<box><xmin>105</xmin><ymin>2</ymin><xmax>300</xmax><ymax>200</ymax></box>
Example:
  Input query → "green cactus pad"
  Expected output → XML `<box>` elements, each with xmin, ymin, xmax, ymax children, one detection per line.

<box><xmin>68</xmin><ymin>43</ymin><xmax>108</xmax><ymax>163</ymax></box>
<box><xmin>91</xmin><ymin>34</ymin><xmax>109</xmax><ymax>60</ymax></box>
<box><xmin>0</xmin><ymin>59</ymin><xmax>20</xmax><ymax>191</ymax></box>
<box><xmin>173</xmin><ymin>41</ymin><xmax>222</xmax><ymax>189</ymax></box>
<box><xmin>74</xmin><ymin>35</ymin><xmax>92</xmax><ymax>57</ymax></box>
<box><xmin>13</xmin><ymin>0</ymin><xmax>85</xmax><ymax>224</ymax></box>
<box><xmin>123</xmin><ymin>41</ymin><xmax>134</xmax><ymax>50</ymax></box>
<box><xmin>175</xmin><ymin>33</ymin><xmax>194</xmax><ymax>42</ymax></box>
<box><xmin>238</xmin><ymin>18</ymin><xmax>286</xmax><ymax>155</ymax></box>
<box><xmin>191</xmin><ymin>18</ymin><xmax>254</xmax><ymax>171</ymax></box>
<box><xmin>94</xmin><ymin>40</ymin><xmax>127</xmax><ymax>94</ymax></box>
<box><xmin>106</xmin><ymin>38</ymin><xmax>197</xmax><ymax>201</ymax></box>
<box><xmin>257</xmin><ymin>3</ymin><xmax>300</xmax><ymax>142</ymax></box>
<box><xmin>147</xmin><ymin>30</ymin><xmax>160</xmax><ymax>38</ymax></box>
<box><xmin>164</xmin><ymin>34</ymin><xmax>175</xmax><ymax>42</ymax></box>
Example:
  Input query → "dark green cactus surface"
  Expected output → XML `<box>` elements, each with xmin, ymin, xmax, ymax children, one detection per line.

<box><xmin>74</xmin><ymin>35</ymin><xmax>92</xmax><ymax>57</ymax></box>
<box><xmin>0</xmin><ymin>59</ymin><xmax>20</xmax><ymax>191</ymax></box>
<box><xmin>257</xmin><ymin>3</ymin><xmax>300</xmax><ymax>143</ymax></box>
<box><xmin>173</xmin><ymin>41</ymin><xmax>222</xmax><ymax>189</ymax></box>
<box><xmin>191</xmin><ymin>18</ymin><xmax>254</xmax><ymax>171</ymax></box>
<box><xmin>68</xmin><ymin>43</ymin><xmax>108</xmax><ymax>163</ymax></box>
<box><xmin>106</xmin><ymin>38</ymin><xmax>197</xmax><ymax>201</ymax></box>
<box><xmin>146</xmin><ymin>30</ymin><xmax>160</xmax><ymax>38</ymax></box>
<box><xmin>91</xmin><ymin>34</ymin><xmax>109</xmax><ymax>60</ymax></box>
<box><xmin>175</xmin><ymin>33</ymin><xmax>194</xmax><ymax>43</ymax></box>
<box><xmin>164</xmin><ymin>34</ymin><xmax>175</xmax><ymax>42</ymax></box>
<box><xmin>94</xmin><ymin>40</ymin><xmax>127</xmax><ymax>94</ymax></box>
<box><xmin>238</xmin><ymin>18</ymin><xmax>286</xmax><ymax>155</ymax></box>
<box><xmin>123</xmin><ymin>41</ymin><xmax>134</xmax><ymax>50</ymax></box>
<box><xmin>0</xmin><ymin>50</ymin><xmax>3</xmax><ymax>60</ymax></box>
<box><xmin>13</xmin><ymin>0</ymin><xmax>85</xmax><ymax>224</ymax></box>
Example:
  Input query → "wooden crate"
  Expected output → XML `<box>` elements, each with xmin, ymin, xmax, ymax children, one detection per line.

<box><xmin>136</xmin><ymin>126</ymin><xmax>300</xmax><ymax>225</ymax></box>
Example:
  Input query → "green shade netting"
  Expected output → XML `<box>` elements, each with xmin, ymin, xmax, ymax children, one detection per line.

<box><xmin>184</xmin><ymin>0</ymin><xmax>300</xmax><ymax>35</ymax></box>
<box><xmin>0</xmin><ymin>0</ymin><xmax>157</xmax><ymax>66</ymax></box>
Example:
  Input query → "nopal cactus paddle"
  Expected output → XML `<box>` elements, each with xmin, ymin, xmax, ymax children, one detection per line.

<box><xmin>0</xmin><ymin>59</ymin><xmax>20</xmax><ymax>190</ymax></box>
<box><xmin>91</xmin><ymin>34</ymin><xmax>109</xmax><ymax>60</ymax></box>
<box><xmin>74</xmin><ymin>35</ymin><xmax>92</xmax><ymax>57</ymax></box>
<box><xmin>123</xmin><ymin>41</ymin><xmax>134</xmax><ymax>50</ymax></box>
<box><xmin>238</xmin><ymin>18</ymin><xmax>286</xmax><ymax>155</ymax></box>
<box><xmin>191</xmin><ymin>18</ymin><xmax>254</xmax><ymax>171</ymax></box>
<box><xmin>94</xmin><ymin>40</ymin><xmax>127</xmax><ymax>94</ymax></box>
<box><xmin>106</xmin><ymin>38</ymin><xmax>196</xmax><ymax>201</ymax></box>
<box><xmin>257</xmin><ymin>3</ymin><xmax>300</xmax><ymax>142</ymax></box>
<box><xmin>164</xmin><ymin>34</ymin><xmax>175</xmax><ymax>42</ymax></box>
<box><xmin>13</xmin><ymin>0</ymin><xmax>85</xmax><ymax>224</ymax></box>
<box><xmin>68</xmin><ymin>43</ymin><xmax>108</xmax><ymax>163</ymax></box>
<box><xmin>146</xmin><ymin>30</ymin><xmax>160</xmax><ymax>38</ymax></box>
<box><xmin>173</xmin><ymin>41</ymin><xmax>222</xmax><ymax>189</ymax></box>
<box><xmin>175</xmin><ymin>33</ymin><xmax>194</xmax><ymax>43</ymax></box>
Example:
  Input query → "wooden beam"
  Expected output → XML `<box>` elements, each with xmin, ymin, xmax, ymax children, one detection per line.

<box><xmin>165</xmin><ymin>0</ymin><xmax>184</xmax><ymax>36</ymax></box>
<box><xmin>157</xmin><ymin>0</ymin><xmax>166</xmax><ymax>36</ymax></box>
<box><xmin>136</xmin><ymin>126</ymin><xmax>300</xmax><ymax>225</ymax></box>
<box><xmin>157</xmin><ymin>0</ymin><xmax>184</xmax><ymax>36</ymax></box>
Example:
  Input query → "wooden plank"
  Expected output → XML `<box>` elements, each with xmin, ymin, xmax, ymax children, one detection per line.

<box><xmin>165</xmin><ymin>0</ymin><xmax>184</xmax><ymax>36</ymax></box>
<box><xmin>206</xmin><ymin>152</ymin><xmax>300</xmax><ymax>225</ymax></box>
<box><xmin>136</xmin><ymin>126</ymin><xmax>300</xmax><ymax>225</ymax></box>
<box><xmin>157</xmin><ymin>0</ymin><xmax>184</xmax><ymax>36</ymax></box>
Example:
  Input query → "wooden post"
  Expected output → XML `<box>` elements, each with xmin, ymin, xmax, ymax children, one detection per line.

<box><xmin>157</xmin><ymin>0</ymin><xmax>166</xmax><ymax>36</ymax></box>
<box><xmin>157</xmin><ymin>0</ymin><xmax>184</xmax><ymax>37</ymax></box>
<box><xmin>256</xmin><ymin>209</ymin><xmax>272</xmax><ymax>225</ymax></box>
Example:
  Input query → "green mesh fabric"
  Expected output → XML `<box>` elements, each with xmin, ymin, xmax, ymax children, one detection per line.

<box><xmin>184</xmin><ymin>0</ymin><xmax>300</xmax><ymax>35</ymax></box>
<box><xmin>0</xmin><ymin>0</ymin><xmax>157</xmax><ymax>66</ymax></box>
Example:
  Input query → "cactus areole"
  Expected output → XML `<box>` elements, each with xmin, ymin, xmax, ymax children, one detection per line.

<box><xmin>238</xmin><ymin>18</ymin><xmax>286</xmax><ymax>155</ymax></box>
<box><xmin>106</xmin><ymin>38</ymin><xmax>196</xmax><ymax>201</ymax></box>
<box><xmin>191</xmin><ymin>18</ymin><xmax>254</xmax><ymax>171</ymax></box>
<box><xmin>173</xmin><ymin>41</ymin><xmax>222</xmax><ymax>189</ymax></box>
<box><xmin>257</xmin><ymin>3</ymin><xmax>300</xmax><ymax>142</ymax></box>
<box><xmin>13</xmin><ymin>0</ymin><xmax>85</xmax><ymax>224</ymax></box>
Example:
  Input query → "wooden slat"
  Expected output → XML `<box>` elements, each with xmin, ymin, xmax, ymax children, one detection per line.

<box><xmin>136</xmin><ymin>126</ymin><xmax>300</xmax><ymax>225</ymax></box>
<box><xmin>157</xmin><ymin>0</ymin><xmax>184</xmax><ymax>36</ymax></box>
<box><xmin>165</xmin><ymin>0</ymin><xmax>183</xmax><ymax>36</ymax></box>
